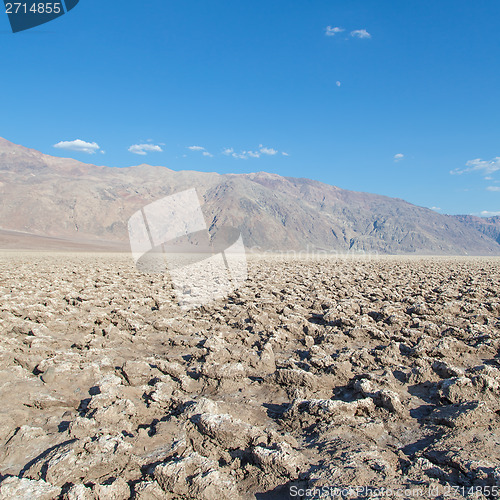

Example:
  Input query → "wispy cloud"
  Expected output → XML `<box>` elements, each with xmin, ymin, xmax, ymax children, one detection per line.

<box><xmin>394</xmin><ymin>153</ymin><xmax>404</xmax><ymax>162</ymax></box>
<box><xmin>54</xmin><ymin>139</ymin><xmax>102</xmax><ymax>155</ymax></box>
<box><xmin>128</xmin><ymin>143</ymin><xmax>163</xmax><ymax>156</ymax></box>
<box><xmin>326</xmin><ymin>26</ymin><xmax>371</xmax><ymax>40</ymax></box>
<box><xmin>429</xmin><ymin>206</ymin><xmax>442</xmax><ymax>211</ymax></box>
<box><xmin>336</xmin><ymin>81</ymin><xmax>341</xmax><ymax>87</ymax></box>
<box><xmin>480</xmin><ymin>210</ymin><xmax>500</xmax><ymax>217</ymax></box>
<box><xmin>260</xmin><ymin>145</ymin><xmax>278</xmax><ymax>156</ymax></box>
<box><xmin>231</xmin><ymin>150</ymin><xmax>260</xmax><ymax>159</ymax></box>
<box><xmin>223</xmin><ymin>145</ymin><xmax>283</xmax><ymax>160</ymax></box>
<box><xmin>325</xmin><ymin>26</ymin><xmax>344</xmax><ymax>36</ymax></box>
<box><xmin>451</xmin><ymin>157</ymin><xmax>500</xmax><ymax>176</ymax></box>
<box><xmin>187</xmin><ymin>145</ymin><xmax>214</xmax><ymax>157</ymax></box>
<box><xmin>230</xmin><ymin>152</ymin><xmax>247</xmax><ymax>159</ymax></box>
<box><xmin>486</xmin><ymin>186</ymin><xmax>500</xmax><ymax>192</ymax></box>
<box><xmin>282</xmin><ymin>152</ymin><xmax>289</xmax><ymax>157</ymax></box>
<box><xmin>350</xmin><ymin>29</ymin><xmax>371</xmax><ymax>39</ymax></box>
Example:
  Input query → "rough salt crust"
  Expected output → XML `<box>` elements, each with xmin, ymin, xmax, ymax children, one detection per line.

<box><xmin>0</xmin><ymin>253</ymin><xmax>499</xmax><ymax>499</ymax></box>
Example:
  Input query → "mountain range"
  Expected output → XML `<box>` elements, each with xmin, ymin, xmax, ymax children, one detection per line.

<box><xmin>0</xmin><ymin>137</ymin><xmax>499</xmax><ymax>255</ymax></box>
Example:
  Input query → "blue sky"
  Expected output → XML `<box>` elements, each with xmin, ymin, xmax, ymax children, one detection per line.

<box><xmin>1</xmin><ymin>0</ymin><xmax>499</xmax><ymax>216</ymax></box>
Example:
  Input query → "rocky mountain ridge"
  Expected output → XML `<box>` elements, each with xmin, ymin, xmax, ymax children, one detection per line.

<box><xmin>0</xmin><ymin>137</ymin><xmax>499</xmax><ymax>255</ymax></box>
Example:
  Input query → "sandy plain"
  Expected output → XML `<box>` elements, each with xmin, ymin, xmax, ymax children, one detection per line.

<box><xmin>0</xmin><ymin>252</ymin><xmax>499</xmax><ymax>499</ymax></box>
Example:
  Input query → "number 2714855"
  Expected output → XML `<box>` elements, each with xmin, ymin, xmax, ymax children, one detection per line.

<box><xmin>5</xmin><ymin>3</ymin><xmax>62</xmax><ymax>14</ymax></box>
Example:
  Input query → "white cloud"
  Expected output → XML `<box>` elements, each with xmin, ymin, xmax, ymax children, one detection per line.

<box><xmin>394</xmin><ymin>153</ymin><xmax>404</xmax><ymax>162</ymax></box>
<box><xmin>325</xmin><ymin>26</ymin><xmax>344</xmax><ymax>36</ymax></box>
<box><xmin>430</xmin><ymin>206</ymin><xmax>442</xmax><ymax>211</ymax></box>
<box><xmin>451</xmin><ymin>157</ymin><xmax>500</xmax><ymax>176</ymax></box>
<box><xmin>480</xmin><ymin>210</ymin><xmax>500</xmax><ymax>217</ymax></box>
<box><xmin>187</xmin><ymin>145</ymin><xmax>213</xmax><ymax>157</ymax></box>
<box><xmin>128</xmin><ymin>143</ymin><xmax>163</xmax><ymax>156</ymax></box>
<box><xmin>486</xmin><ymin>186</ymin><xmax>500</xmax><ymax>192</ymax></box>
<box><xmin>259</xmin><ymin>145</ymin><xmax>278</xmax><ymax>156</ymax></box>
<box><xmin>232</xmin><ymin>152</ymin><xmax>249</xmax><ymax>160</ymax></box>
<box><xmin>230</xmin><ymin>150</ymin><xmax>260</xmax><ymax>159</ymax></box>
<box><xmin>336</xmin><ymin>81</ymin><xmax>341</xmax><ymax>87</ymax></box>
<box><xmin>350</xmin><ymin>29</ymin><xmax>371</xmax><ymax>39</ymax></box>
<box><xmin>53</xmin><ymin>139</ymin><xmax>102</xmax><ymax>155</ymax></box>
<box><xmin>221</xmin><ymin>145</ymin><xmax>283</xmax><ymax>159</ymax></box>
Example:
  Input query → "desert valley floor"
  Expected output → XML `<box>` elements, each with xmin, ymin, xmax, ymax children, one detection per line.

<box><xmin>0</xmin><ymin>253</ymin><xmax>499</xmax><ymax>499</ymax></box>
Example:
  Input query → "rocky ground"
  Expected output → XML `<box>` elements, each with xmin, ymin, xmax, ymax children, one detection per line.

<box><xmin>0</xmin><ymin>253</ymin><xmax>499</xmax><ymax>499</ymax></box>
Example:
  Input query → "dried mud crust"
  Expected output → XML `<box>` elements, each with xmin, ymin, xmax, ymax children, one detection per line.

<box><xmin>0</xmin><ymin>253</ymin><xmax>499</xmax><ymax>499</ymax></box>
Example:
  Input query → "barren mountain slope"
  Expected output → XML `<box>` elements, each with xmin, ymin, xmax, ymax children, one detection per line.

<box><xmin>453</xmin><ymin>214</ymin><xmax>500</xmax><ymax>245</ymax></box>
<box><xmin>1</xmin><ymin>137</ymin><xmax>499</xmax><ymax>254</ymax></box>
